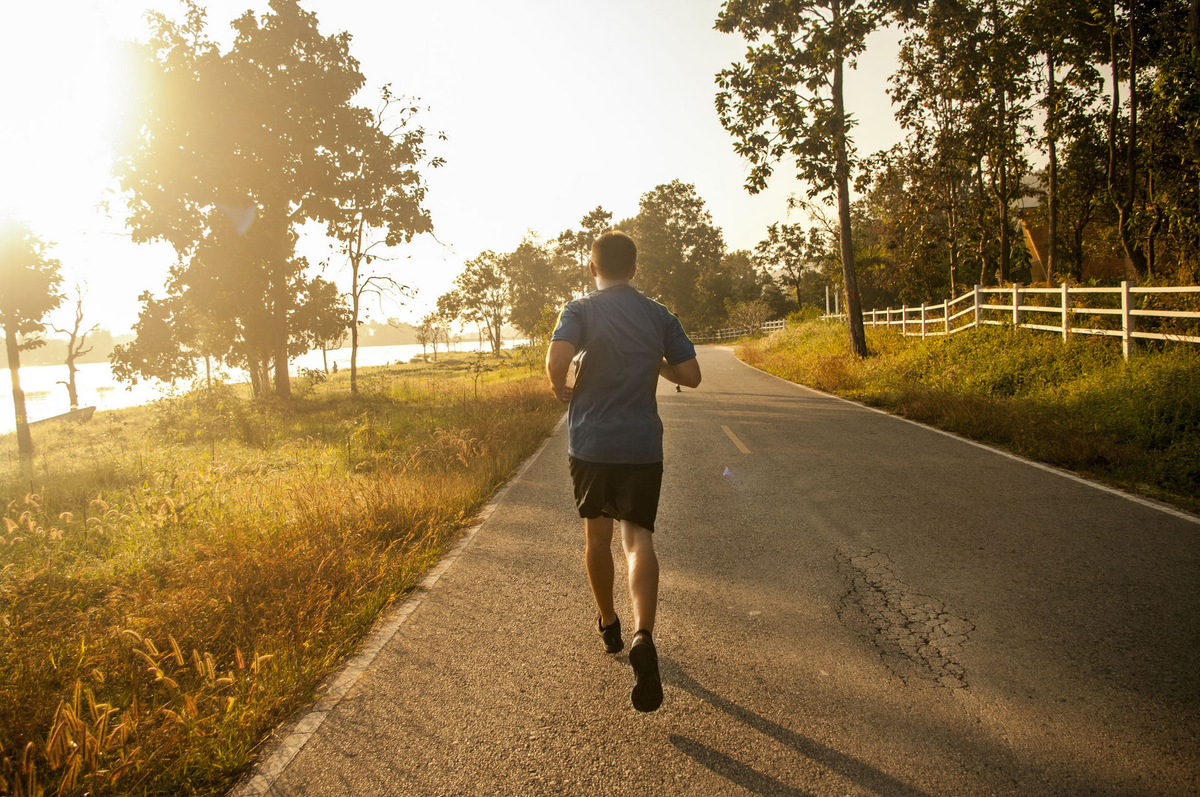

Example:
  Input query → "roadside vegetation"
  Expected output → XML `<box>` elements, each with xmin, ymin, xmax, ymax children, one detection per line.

<box><xmin>738</xmin><ymin>322</ymin><xmax>1199</xmax><ymax>513</ymax></box>
<box><xmin>0</xmin><ymin>352</ymin><xmax>560</xmax><ymax>796</ymax></box>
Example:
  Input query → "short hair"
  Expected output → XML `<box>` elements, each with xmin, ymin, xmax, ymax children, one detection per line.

<box><xmin>591</xmin><ymin>230</ymin><xmax>637</xmax><ymax>279</ymax></box>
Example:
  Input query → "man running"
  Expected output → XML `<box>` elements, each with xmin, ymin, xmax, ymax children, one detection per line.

<box><xmin>545</xmin><ymin>230</ymin><xmax>701</xmax><ymax>712</ymax></box>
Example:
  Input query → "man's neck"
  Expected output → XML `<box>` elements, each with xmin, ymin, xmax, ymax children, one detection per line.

<box><xmin>595</xmin><ymin>276</ymin><xmax>630</xmax><ymax>290</ymax></box>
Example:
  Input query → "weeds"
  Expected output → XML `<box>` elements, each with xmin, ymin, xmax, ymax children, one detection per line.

<box><xmin>739</xmin><ymin>321</ymin><xmax>1200</xmax><ymax>512</ymax></box>
<box><xmin>0</xmin><ymin>361</ymin><xmax>561</xmax><ymax>795</ymax></box>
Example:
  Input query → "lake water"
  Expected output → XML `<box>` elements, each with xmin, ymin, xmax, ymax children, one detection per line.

<box><xmin>0</xmin><ymin>339</ymin><xmax>526</xmax><ymax>435</ymax></box>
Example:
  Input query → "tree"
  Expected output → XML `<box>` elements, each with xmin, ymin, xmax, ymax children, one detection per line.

<box><xmin>556</xmin><ymin>206</ymin><xmax>614</xmax><ymax>296</ymax></box>
<box><xmin>716</xmin><ymin>0</ymin><xmax>879</xmax><ymax>356</ymax></box>
<box><xmin>505</xmin><ymin>236</ymin><xmax>573</xmax><ymax>338</ymax></box>
<box><xmin>0</xmin><ymin>219</ymin><xmax>63</xmax><ymax>462</ymax></box>
<box><xmin>110</xmin><ymin>292</ymin><xmax>208</xmax><ymax>387</ymax></box>
<box><xmin>321</xmin><ymin>86</ymin><xmax>442</xmax><ymax>394</ymax></box>
<box><xmin>754</xmin><ymin>223</ymin><xmax>824</xmax><ymax>311</ymax></box>
<box><xmin>727</xmin><ymin>299</ymin><xmax>774</xmax><ymax>334</ymax></box>
<box><xmin>49</xmin><ymin>282</ymin><xmax>98</xmax><ymax>410</ymax></box>
<box><xmin>114</xmin><ymin>0</ymin><xmax>374</xmax><ymax>398</ymax></box>
<box><xmin>415</xmin><ymin>316</ymin><xmax>433</xmax><ymax>361</ymax></box>
<box><xmin>293</xmin><ymin>277</ymin><xmax>351</xmax><ymax>374</ymax></box>
<box><xmin>622</xmin><ymin>180</ymin><xmax>725</xmax><ymax>329</ymax></box>
<box><xmin>444</xmin><ymin>252</ymin><xmax>510</xmax><ymax>355</ymax></box>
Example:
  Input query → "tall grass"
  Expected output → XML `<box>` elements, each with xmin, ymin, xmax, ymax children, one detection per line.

<box><xmin>739</xmin><ymin>322</ymin><xmax>1200</xmax><ymax>512</ymax></box>
<box><xmin>0</xmin><ymin>357</ymin><xmax>561</xmax><ymax>796</ymax></box>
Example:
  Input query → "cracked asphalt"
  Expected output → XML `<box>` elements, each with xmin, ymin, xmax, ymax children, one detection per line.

<box><xmin>248</xmin><ymin>345</ymin><xmax>1200</xmax><ymax>796</ymax></box>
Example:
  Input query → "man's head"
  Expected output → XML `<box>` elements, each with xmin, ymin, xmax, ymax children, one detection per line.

<box><xmin>590</xmin><ymin>230</ymin><xmax>637</xmax><ymax>280</ymax></box>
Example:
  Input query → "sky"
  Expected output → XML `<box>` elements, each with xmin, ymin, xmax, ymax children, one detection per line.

<box><xmin>0</xmin><ymin>0</ymin><xmax>904</xmax><ymax>335</ymax></box>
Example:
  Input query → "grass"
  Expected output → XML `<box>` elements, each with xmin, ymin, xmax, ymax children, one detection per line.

<box><xmin>0</xmin><ymin>350</ymin><xmax>561</xmax><ymax>796</ymax></box>
<box><xmin>737</xmin><ymin>321</ymin><xmax>1200</xmax><ymax>514</ymax></box>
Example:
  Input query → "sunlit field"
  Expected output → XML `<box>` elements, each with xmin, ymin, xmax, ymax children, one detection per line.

<box><xmin>0</xmin><ymin>354</ymin><xmax>561</xmax><ymax>796</ymax></box>
<box><xmin>738</xmin><ymin>322</ymin><xmax>1200</xmax><ymax>513</ymax></box>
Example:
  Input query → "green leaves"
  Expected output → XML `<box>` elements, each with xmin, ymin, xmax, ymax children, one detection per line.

<box><xmin>0</xmin><ymin>220</ymin><xmax>63</xmax><ymax>341</ymax></box>
<box><xmin>715</xmin><ymin>0</ymin><xmax>879</xmax><ymax>198</ymax></box>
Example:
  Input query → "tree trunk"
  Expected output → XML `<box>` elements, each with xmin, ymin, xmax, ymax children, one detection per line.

<box><xmin>1047</xmin><ymin>50</ymin><xmax>1059</xmax><ymax>282</ymax></box>
<box><xmin>65</xmin><ymin>358</ymin><xmax>79</xmax><ymax>410</ymax></box>
<box><xmin>976</xmin><ymin>159</ymin><xmax>991</xmax><ymax>285</ymax></box>
<box><xmin>1193</xmin><ymin>0</ymin><xmax>1200</xmax><ymax>51</ymax></box>
<box><xmin>948</xmin><ymin>179</ymin><xmax>959</xmax><ymax>295</ymax></box>
<box><xmin>1108</xmin><ymin>8</ymin><xmax>1148</xmax><ymax>275</ymax></box>
<box><xmin>5</xmin><ymin>327</ymin><xmax>34</xmax><ymax>462</ymax></box>
<box><xmin>272</xmin><ymin>269</ymin><xmax>290</xmax><ymax>398</ymax></box>
<box><xmin>998</xmin><ymin>103</ymin><xmax>1010</xmax><ymax>284</ymax></box>
<box><xmin>349</xmin><ymin>221</ymin><xmax>363</xmax><ymax>395</ymax></box>
<box><xmin>831</xmin><ymin>0</ymin><xmax>868</xmax><ymax>358</ymax></box>
<box><xmin>249</xmin><ymin>353</ymin><xmax>262</xmax><ymax>397</ymax></box>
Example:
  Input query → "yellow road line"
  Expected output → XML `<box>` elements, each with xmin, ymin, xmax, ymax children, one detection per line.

<box><xmin>721</xmin><ymin>425</ymin><xmax>752</xmax><ymax>454</ymax></box>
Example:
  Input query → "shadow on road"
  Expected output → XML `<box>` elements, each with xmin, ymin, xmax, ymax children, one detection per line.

<box><xmin>668</xmin><ymin>735</ymin><xmax>815</xmax><ymax>796</ymax></box>
<box><xmin>666</xmin><ymin>661</ymin><xmax>932</xmax><ymax>797</ymax></box>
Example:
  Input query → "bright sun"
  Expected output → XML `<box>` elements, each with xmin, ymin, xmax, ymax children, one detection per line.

<box><xmin>0</xmin><ymin>5</ymin><xmax>141</xmax><ymax>223</ymax></box>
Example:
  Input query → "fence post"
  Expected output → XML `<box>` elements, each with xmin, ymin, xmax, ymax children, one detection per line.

<box><xmin>1061</xmin><ymin>282</ymin><xmax>1070</xmax><ymax>342</ymax></box>
<box><xmin>921</xmin><ymin>302</ymin><xmax>927</xmax><ymax>339</ymax></box>
<box><xmin>1012</xmin><ymin>283</ymin><xmax>1021</xmax><ymax>326</ymax></box>
<box><xmin>825</xmin><ymin>285</ymin><xmax>830</xmax><ymax>316</ymax></box>
<box><xmin>1121</xmin><ymin>279</ymin><xmax>1133</xmax><ymax>360</ymax></box>
<box><xmin>835</xmin><ymin>291</ymin><xmax>840</xmax><ymax>316</ymax></box>
<box><xmin>887</xmin><ymin>307</ymin><xmax>892</xmax><ymax>329</ymax></box>
<box><xmin>901</xmin><ymin>304</ymin><xmax>907</xmax><ymax>336</ymax></box>
<box><xmin>944</xmin><ymin>299</ymin><xmax>950</xmax><ymax>334</ymax></box>
<box><xmin>973</xmin><ymin>285</ymin><xmax>981</xmax><ymax>328</ymax></box>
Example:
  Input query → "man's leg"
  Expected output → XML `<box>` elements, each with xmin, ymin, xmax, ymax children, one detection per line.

<box><xmin>620</xmin><ymin>521</ymin><xmax>658</xmax><ymax>634</ymax></box>
<box><xmin>584</xmin><ymin>517</ymin><xmax>617</xmax><ymax>627</ymax></box>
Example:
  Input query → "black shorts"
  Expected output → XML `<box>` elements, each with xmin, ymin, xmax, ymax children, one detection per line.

<box><xmin>569</xmin><ymin>457</ymin><xmax>663</xmax><ymax>532</ymax></box>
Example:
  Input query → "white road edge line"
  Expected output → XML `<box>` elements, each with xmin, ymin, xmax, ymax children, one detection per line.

<box><xmin>231</xmin><ymin>413</ymin><xmax>568</xmax><ymax>796</ymax></box>
<box><xmin>727</xmin><ymin>349</ymin><xmax>1200</xmax><ymax>527</ymax></box>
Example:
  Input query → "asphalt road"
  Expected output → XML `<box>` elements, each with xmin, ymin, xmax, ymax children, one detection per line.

<box><xmin>243</xmin><ymin>345</ymin><xmax>1200</xmax><ymax>796</ymax></box>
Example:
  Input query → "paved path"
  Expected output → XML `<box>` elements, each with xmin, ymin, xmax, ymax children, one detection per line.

<box><xmin>242</xmin><ymin>346</ymin><xmax>1200</xmax><ymax>796</ymax></box>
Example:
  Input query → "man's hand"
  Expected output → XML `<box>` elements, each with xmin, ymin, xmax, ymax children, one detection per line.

<box><xmin>546</xmin><ymin>339</ymin><xmax>577</xmax><ymax>404</ymax></box>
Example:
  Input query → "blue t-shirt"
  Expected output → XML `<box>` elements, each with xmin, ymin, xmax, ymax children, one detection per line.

<box><xmin>551</xmin><ymin>283</ymin><xmax>696</xmax><ymax>464</ymax></box>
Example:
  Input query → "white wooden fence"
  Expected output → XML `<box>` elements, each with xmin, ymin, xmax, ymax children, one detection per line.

<box><xmin>826</xmin><ymin>281</ymin><xmax>1200</xmax><ymax>360</ymax></box>
<box><xmin>693</xmin><ymin>318</ymin><xmax>787</xmax><ymax>343</ymax></box>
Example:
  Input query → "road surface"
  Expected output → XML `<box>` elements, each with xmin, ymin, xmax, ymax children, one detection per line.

<box><xmin>238</xmin><ymin>345</ymin><xmax>1200</xmax><ymax>796</ymax></box>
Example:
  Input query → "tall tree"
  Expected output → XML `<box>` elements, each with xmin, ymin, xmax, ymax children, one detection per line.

<box><xmin>443</xmin><ymin>252</ymin><xmax>510</xmax><ymax>355</ymax></box>
<box><xmin>0</xmin><ymin>219</ymin><xmax>63</xmax><ymax>462</ymax></box>
<box><xmin>320</xmin><ymin>86</ymin><xmax>442</xmax><ymax>395</ymax></box>
<box><xmin>505</xmin><ymin>236</ymin><xmax>573</xmax><ymax>338</ymax></box>
<box><xmin>622</xmin><ymin>180</ymin><xmax>725</xmax><ymax>329</ymax></box>
<box><xmin>114</xmin><ymin>0</ymin><xmax>371</xmax><ymax>398</ymax></box>
<box><xmin>716</xmin><ymin>0</ymin><xmax>879</xmax><ymax>356</ymax></box>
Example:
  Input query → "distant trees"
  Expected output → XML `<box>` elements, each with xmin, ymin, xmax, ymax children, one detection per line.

<box><xmin>112</xmin><ymin>0</ymin><xmax>438</xmax><ymax>397</ymax></box>
<box><xmin>444</xmin><ymin>252</ymin><xmax>511</xmax><ymax>355</ymax></box>
<box><xmin>0</xmin><ymin>219</ymin><xmax>63</xmax><ymax>462</ymax></box>
<box><xmin>620</xmin><ymin>181</ymin><xmax>727</xmax><ymax>330</ymax></box>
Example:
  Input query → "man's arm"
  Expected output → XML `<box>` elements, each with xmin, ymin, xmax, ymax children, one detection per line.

<box><xmin>659</xmin><ymin>357</ymin><xmax>701</xmax><ymax>389</ymax></box>
<box><xmin>546</xmin><ymin>339</ymin><xmax>577</xmax><ymax>403</ymax></box>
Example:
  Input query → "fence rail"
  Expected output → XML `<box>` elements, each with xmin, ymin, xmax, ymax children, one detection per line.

<box><xmin>826</xmin><ymin>281</ymin><xmax>1200</xmax><ymax>360</ymax></box>
<box><xmin>693</xmin><ymin>318</ymin><xmax>786</xmax><ymax>343</ymax></box>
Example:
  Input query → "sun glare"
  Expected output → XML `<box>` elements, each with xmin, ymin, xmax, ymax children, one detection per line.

<box><xmin>0</xmin><ymin>6</ymin><xmax>139</xmax><ymax>222</ymax></box>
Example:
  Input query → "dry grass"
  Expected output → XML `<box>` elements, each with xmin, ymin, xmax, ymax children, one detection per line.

<box><xmin>738</xmin><ymin>321</ymin><xmax>1200</xmax><ymax>513</ymax></box>
<box><xmin>0</xmin><ymin>357</ymin><xmax>561</xmax><ymax>796</ymax></box>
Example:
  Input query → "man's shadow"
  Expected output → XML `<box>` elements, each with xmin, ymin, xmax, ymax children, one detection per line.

<box><xmin>664</xmin><ymin>660</ymin><xmax>932</xmax><ymax>797</ymax></box>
